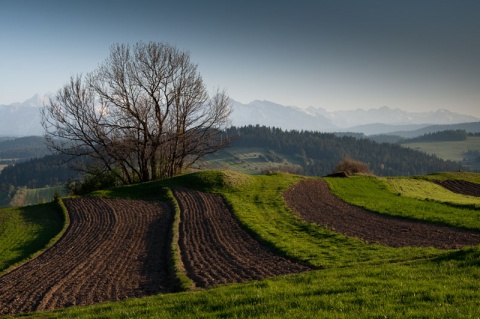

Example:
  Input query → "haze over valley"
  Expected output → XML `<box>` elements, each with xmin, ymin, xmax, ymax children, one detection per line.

<box><xmin>1</xmin><ymin>94</ymin><xmax>479</xmax><ymax>137</ymax></box>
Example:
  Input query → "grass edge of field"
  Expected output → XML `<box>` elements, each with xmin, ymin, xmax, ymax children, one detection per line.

<box><xmin>163</xmin><ymin>187</ymin><xmax>196</xmax><ymax>292</ymax></box>
<box><xmin>14</xmin><ymin>246</ymin><xmax>480</xmax><ymax>319</ymax></box>
<box><xmin>381</xmin><ymin>176</ymin><xmax>480</xmax><ymax>208</ymax></box>
<box><xmin>0</xmin><ymin>198</ymin><xmax>69</xmax><ymax>276</ymax></box>
<box><xmin>324</xmin><ymin>174</ymin><xmax>480</xmax><ymax>231</ymax></box>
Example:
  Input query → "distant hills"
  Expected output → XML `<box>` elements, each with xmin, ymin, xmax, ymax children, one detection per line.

<box><xmin>1</xmin><ymin>94</ymin><xmax>479</xmax><ymax>137</ymax></box>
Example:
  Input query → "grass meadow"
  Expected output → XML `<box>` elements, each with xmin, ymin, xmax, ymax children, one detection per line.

<box><xmin>325</xmin><ymin>174</ymin><xmax>480</xmax><ymax>230</ymax></box>
<box><xmin>9</xmin><ymin>186</ymin><xmax>66</xmax><ymax>207</ymax></box>
<box><xmin>383</xmin><ymin>177</ymin><xmax>480</xmax><ymax>207</ymax></box>
<box><xmin>401</xmin><ymin>136</ymin><xmax>480</xmax><ymax>171</ymax></box>
<box><xmin>1</xmin><ymin>171</ymin><xmax>480</xmax><ymax>318</ymax></box>
<box><xmin>0</xmin><ymin>201</ymin><xmax>66</xmax><ymax>275</ymax></box>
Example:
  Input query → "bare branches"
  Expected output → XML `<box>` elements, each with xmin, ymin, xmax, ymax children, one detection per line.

<box><xmin>41</xmin><ymin>42</ymin><xmax>232</xmax><ymax>184</ymax></box>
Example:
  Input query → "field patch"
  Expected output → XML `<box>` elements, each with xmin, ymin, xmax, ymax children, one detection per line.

<box><xmin>384</xmin><ymin>178</ymin><xmax>480</xmax><ymax>207</ymax></box>
<box><xmin>0</xmin><ymin>198</ymin><xmax>172</xmax><ymax>316</ymax></box>
<box><xmin>172</xmin><ymin>188</ymin><xmax>309</xmax><ymax>288</ymax></box>
<box><xmin>434</xmin><ymin>179</ymin><xmax>480</xmax><ymax>197</ymax></box>
<box><xmin>284</xmin><ymin>178</ymin><xmax>480</xmax><ymax>249</ymax></box>
<box><xmin>401</xmin><ymin>136</ymin><xmax>480</xmax><ymax>170</ymax></box>
<box><xmin>0</xmin><ymin>202</ymin><xmax>64</xmax><ymax>274</ymax></box>
<box><xmin>10</xmin><ymin>186</ymin><xmax>66</xmax><ymax>207</ymax></box>
<box><xmin>326</xmin><ymin>176</ymin><xmax>480</xmax><ymax>230</ymax></box>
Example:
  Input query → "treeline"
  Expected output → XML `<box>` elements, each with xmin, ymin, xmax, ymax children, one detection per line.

<box><xmin>0</xmin><ymin>136</ymin><xmax>50</xmax><ymax>164</ymax></box>
<box><xmin>226</xmin><ymin>125</ymin><xmax>464</xmax><ymax>176</ymax></box>
<box><xmin>402</xmin><ymin>130</ymin><xmax>467</xmax><ymax>143</ymax></box>
<box><xmin>0</xmin><ymin>154</ymin><xmax>80</xmax><ymax>192</ymax></box>
<box><xmin>465</xmin><ymin>150</ymin><xmax>480</xmax><ymax>163</ymax></box>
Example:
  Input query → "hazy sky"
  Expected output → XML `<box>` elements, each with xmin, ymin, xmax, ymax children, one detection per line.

<box><xmin>1</xmin><ymin>0</ymin><xmax>479</xmax><ymax>116</ymax></box>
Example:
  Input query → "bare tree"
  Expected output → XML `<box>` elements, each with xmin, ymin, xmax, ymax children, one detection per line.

<box><xmin>42</xmin><ymin>42</ymin><xmax>232</xmax><ymax>184</ymax></box>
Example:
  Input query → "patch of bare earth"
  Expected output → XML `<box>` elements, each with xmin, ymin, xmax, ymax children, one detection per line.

<box><xmin>0</xmin><ymin>198</ymin><xmax>172</xmax><ymax>316</ymax></box>
<box><xmin>283</xmin><ymin>179</ymin><xmax>480</xmax><ymax>249</ymax></box>
<box><xmin>172</xmin><ymin>188</ymin><xmax>310</xmax><ymax>288</ymax></box>
<box><xmin>434</xmin><ymin>180</ymin><xmax>480</xmax><ymax>197</ymax></box>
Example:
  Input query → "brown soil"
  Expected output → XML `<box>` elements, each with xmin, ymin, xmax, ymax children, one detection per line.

<box><xmin>172</xmin><ymin>188</ymin><xmax>310</xmax><ymax>288</ymax></box>
<box><xmin>283</xmin><ymin>179</ymin><xmax>480</xmax><ymax>249</ymax></box>
<box><xmin>434</xmin><ymin>180</ymin><xmax>480</xmax><ymax>197</ymax></box>
<box><xmin>0</xmin><ymin>198</ymin><xmax>172</xmax><ymax>316</ymax></box>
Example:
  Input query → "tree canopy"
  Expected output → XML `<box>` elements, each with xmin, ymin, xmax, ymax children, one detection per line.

<box><xmin>42</xmin><ymin>42</ymin><xmax>232</xmax><ymax>184</ymax></box>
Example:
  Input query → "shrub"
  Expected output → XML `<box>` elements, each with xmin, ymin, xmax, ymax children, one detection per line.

<box><xmin>67</xmin><ymin>168</ymin><xmax>123</xmax><ymax>195</ymax></box>
<box><xmin>333</xmin><ymin>157</ymin><xmax>371</xmax><ymax>176</ymax></box>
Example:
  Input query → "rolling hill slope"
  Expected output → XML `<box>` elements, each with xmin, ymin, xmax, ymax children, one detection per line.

<box><xmin>0</xmin><ymin>170</ymin><xmax>480</xmax><ymax>317</ymax></box>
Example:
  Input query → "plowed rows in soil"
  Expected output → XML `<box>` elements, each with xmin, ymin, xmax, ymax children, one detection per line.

<box><xmin>435</xmin><ymin>180</ymin><xmax>480</xmax><ymax>197</ymax></box>
<box><xmin>0</xmin><ymin>198</ymin><xmax>172</xmax><ymax>316</ymax></box>
<box><xmin>172</xmin><ymin>188</ymin><xmax>310</xmax><ymax>288</ymax></box>
<box><xmin>284</xmin><ymin>179</ymin><xmax>480</xmax><ymax>249</ymax></box>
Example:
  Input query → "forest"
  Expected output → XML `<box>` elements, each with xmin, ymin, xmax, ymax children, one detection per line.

<box><xmin>401</xmin><ymin>129</ymin><xmax>468</xmax><ymax>143</ymax></box>
<box><xmin>0</xmin><ymin>154</ymin><xmax>79</xmax><ymax>193</ymax></box>
<box><xmin>225</xmin><ymin>126</ymin><xmax>464</xmax><ymax>176</ymax></box>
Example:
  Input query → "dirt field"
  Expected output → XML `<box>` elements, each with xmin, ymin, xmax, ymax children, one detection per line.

<box><xmin>435</xmin><ymin>180</ymin><xmax>480</xmax><ymax>197</ymax></box>
<box><xmin>172</xmin><ymin>188</ymin><xmax>310</xmax><ymax>288</ymax></box>
<box><xmin>5</xmin><ymin>177</ymin><xmax>479</xmax><ymax>316</ymax></box>
<box><xmin>284</xmin><ymin>178</ymin><xmax>480</xmax><ymax>249</ymax></box>
<box><xmin>0</xmin><ymin>198</ymin><xmax>172</xmax><ymax>316</ymax></box>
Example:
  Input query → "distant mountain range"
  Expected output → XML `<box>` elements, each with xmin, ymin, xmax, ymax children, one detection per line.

<box><xmin>231</xmin><ymin>100</ymin><xmax>480</xmax><ymax>135</ymax></box>
<box><xmin>0</xmin><ymin>94</ymin><xmax>52</xmax><ymax>136</ymax></box>
<box><xmin>1</xmin><ymin>94</ymin><xmax>479</xmax><ymax>137</ymax></box>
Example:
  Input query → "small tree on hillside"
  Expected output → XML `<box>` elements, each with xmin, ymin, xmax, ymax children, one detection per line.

<box><xmin>333</xmin><ymin>157</ymin><xmax>371</xmax><ymax>176</ymax></box>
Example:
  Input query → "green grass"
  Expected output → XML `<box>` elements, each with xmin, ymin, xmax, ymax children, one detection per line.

<box><xmin>15</xmin><ymin>247</ymin><xmax>480</xmax><ymax>318</ymax></box>
<box><xmin>3</xmin><ymin>170</ymin><xmax>480</xmax><ymax>318</ymax></box>
<box><xmin>401</xmin><ymin>136</ymin><xmax>480</xmax><ymax>170</ymax></box>
<box><xmin>218</xmin><ymin>173</ymin><xmax>442</xmax><ymax>269</ymax></box>
<box><xmin>401</xmin><ymin>136</ymin><xmax>480</xmax><ymax>162</ymax></box>
<box><xmin>325</xmin><ymin>175</ymin><xmax>480</xmax><ymax>230</ymax></box>
<box><xmin>10</xmin><ymin>186</ymin><xmax>66</xmax><ymax>207</ymax></box>
<box><xmin>0</xmin><ymin>200</ymin><xmax>66</xmax><ymax>274</ymax></box>
<box><xmin>196</xmin><ymin>147</ymin><xmax>303</xmax><ymax>174</ymax></box>
<box><xmin>384</xmin><ymin>177</ymin><xmax>480</xmax><ymax>207</ymax></box>
<box><xmin>164</xmin><ymin>187</ymin><xmax>195</xmax><ymax>291</ymax></box>
<box><xmin>420</xmin><ymin>171</ymin><xmax>480</xmax><ymax>183</ymax></box>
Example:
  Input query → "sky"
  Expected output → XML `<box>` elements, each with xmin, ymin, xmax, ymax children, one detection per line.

<box><xmin>0</xmin><ymin>0</ymin><xmax>479</xmax><ymax>117</ymax></box>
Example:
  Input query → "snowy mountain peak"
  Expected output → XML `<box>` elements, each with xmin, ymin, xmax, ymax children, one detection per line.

<box><xmin>230</xmin><ymin>100</ymin><xmax>480</xmax><ymax>133</ymax></box>
<box><xmin>17</xmin><ymin>93</ymin><xmax>53</xmax><ymax>107</ymax></box>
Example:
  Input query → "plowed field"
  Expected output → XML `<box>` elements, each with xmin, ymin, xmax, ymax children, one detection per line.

<box><xmin>172</xmin><ymin>188</ymin><xmax>310</xmax><ymax>288</ymax></box>
<box><xmin>435</xmin><ymin>180</ymin><xmax>480</xmax><ymax>197</ymax></box>
<box><xmin>284</xmin><ymin>179</ymin><xmax>480</xmax><ymax>249</ymax></box>
<box><xmin>0</xmin><ymin>198</ymin><xmax>172</xmax><ymax>316</ymax></box>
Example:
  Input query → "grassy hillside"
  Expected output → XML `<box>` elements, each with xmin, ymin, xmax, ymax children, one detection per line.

<box><xmin>9</xmin><ymin>186</ymin><xmax>66</xmax><ymax>207</ymax></box>
<box><xmin>2</xmin><ymin>171</ymin><xmax>480</xmax><ymax>318</ymax></box>
<box><xmin>325</xmin><ymin>175</ymin><xmax>480</xmax><ymax>230</ymax></box>
<box><xmin>194</xmin><ymin>147</ymin><xmax>303</xmax><ymax>174</ymax></box>
<box><xmin>400</xmin><ymin>136</ymin><xmax>480</xmax><ymax>170</ymax></box>
<box><xmin>0</xmin><ymin>201</ymin><xmax>66</xmax><ymax>275</ymax></box>
<box><xmin>384</xmin><ymin>177</ymin><xmax>480</xmax><ymax>207</ymax></box>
